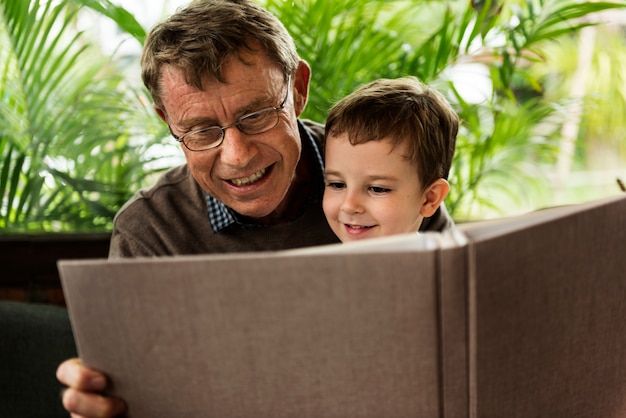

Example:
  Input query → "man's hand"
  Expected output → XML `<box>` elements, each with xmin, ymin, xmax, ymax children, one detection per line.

<box><xmin>56</xmin><ymin>358</ymin><xmax>127</xmax><ymax>417</ymax></box>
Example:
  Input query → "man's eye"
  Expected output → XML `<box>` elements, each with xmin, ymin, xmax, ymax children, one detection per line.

<box><xmin>186</xmin><ymin>127</ymin><xmax>222</xmax><ymax>143</ymax></box>
<box><xmin>369</xmin><ymin>186</ymin><xmax>391</xmax><ymax>194</ymax></box>
<box><xmin>191</xmin><ymin>129</ymin><xmax>216</xmax><ymax>139</ymax></box>
<box><xmin>327</xmin><ymin>181</ymin><xmax>346</xmax><ymax>190</ymax></box>
<box><xmin>243</xmin><ymin>108</ymin><xmax>273</xmax><ymax>124</ymax></box>
<box><xmin>245</xmin><ymin>111</ymin><xmax>264</xmax><ymax>121</ymax></box>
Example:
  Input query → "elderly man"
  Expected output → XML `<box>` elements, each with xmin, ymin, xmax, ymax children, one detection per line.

<box><xmin>57</xmin><ymin>1</ymin><xmax>454</xmax><ymax>415</ymax></box>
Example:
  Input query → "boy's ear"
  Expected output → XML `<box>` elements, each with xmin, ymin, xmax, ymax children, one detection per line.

<box><xmin>419</xmin><ymin>179</ymin><xmax>450</xmax><ymax>217</ymax></box>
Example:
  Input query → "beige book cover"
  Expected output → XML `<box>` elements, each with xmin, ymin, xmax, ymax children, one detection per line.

<box><xmin>58</xmin><ymin>194</ymin><xmax>626</xmax><ymax>418</ymax></box>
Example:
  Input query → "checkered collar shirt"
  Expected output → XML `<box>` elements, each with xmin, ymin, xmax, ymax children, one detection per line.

<box><xmin>205</xmin><ymin>120</ymin><xmax>325</xmax><ymax>232</ymax></box>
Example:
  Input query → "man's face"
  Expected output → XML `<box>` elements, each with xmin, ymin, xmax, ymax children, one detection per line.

<box><xmin>323</xmin><ymin>133</ymin><xmax>427</xmax><ymax>243</ymax></box>
<box><xmin>158</xmin><ymin>51</ymin><xmax>306</xmax><ymax>220</ymax></box>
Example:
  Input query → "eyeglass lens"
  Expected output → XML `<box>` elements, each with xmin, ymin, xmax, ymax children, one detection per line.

<box><xmin>183</xmin><ymin>108</ymin><xmax>280</xmax><ymax>151</ymax></box>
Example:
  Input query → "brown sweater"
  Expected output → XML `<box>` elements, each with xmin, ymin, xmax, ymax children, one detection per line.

<box><xmin>109</xmin><ymin>120</ymin><xmax>452</xmax><ymax>258</ymax></box>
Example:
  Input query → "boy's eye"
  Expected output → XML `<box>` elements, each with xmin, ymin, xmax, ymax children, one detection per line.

<box><xmin>327</xmin><ymin>181</ymin><xmax>346</xmax><ymax>190</ymax></box>
<box><xmin>369</xmin><ymin>186</ymin><xmax>391</xmax><ymax>194</ymax></box>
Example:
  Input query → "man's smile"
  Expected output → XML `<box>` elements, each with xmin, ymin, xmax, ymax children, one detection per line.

<box><xmin>228</xmin><ymin>167</ymin><xmax>268</xmax><ymax>186</ymax></box>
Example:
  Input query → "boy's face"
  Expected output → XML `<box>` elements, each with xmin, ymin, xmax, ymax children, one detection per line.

<box><xmin>323</xmin><ymin>133</ymin><xmax>428</xmax><ymax>243</ymax></box>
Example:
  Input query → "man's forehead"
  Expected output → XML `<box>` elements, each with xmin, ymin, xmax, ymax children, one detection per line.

<box><xmin>159</xmin><ymin>62</ymin><xmax>285</xmax><ymax>126</ymax></box>
<box><xmin>160</xmin><ymin>53</ymin><xmax>284</xmax><ymax>92</ymax></box>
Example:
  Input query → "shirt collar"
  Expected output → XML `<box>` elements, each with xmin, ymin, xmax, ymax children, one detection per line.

<box><xmin>206</xmin><ymin>119</ymin><xmax>325</xmax><ymax>232</ymax></box>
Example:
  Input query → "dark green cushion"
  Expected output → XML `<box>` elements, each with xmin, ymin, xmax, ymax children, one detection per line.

<box><xmin>0</xmin><ymin>301</ymin><xmax>77</xmax><ymax>418</ymax></box>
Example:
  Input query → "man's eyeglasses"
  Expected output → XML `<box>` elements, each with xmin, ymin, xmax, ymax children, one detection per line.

<box><xmin>169</xmin><ymin>75</ymin><xmax>291</xmax><ymax>152</ymax></box>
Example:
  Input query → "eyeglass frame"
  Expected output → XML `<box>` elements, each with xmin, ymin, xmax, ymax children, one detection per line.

<box><xmin>168</xmin><ymin>75</ymin><xmax>292</xmax><ymax>152</ymax></box>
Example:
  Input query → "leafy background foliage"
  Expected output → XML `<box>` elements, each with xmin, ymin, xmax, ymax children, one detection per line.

<box><xmin>0</xmin><ymin>0</ymin><xmax>169</xmax><ymax>232</ymax></box>
<box><xmin>1</xmin><ymin>0</ymin><xmax>625</xmax><ymax>232</ymax></box>
<box><xmin>264</xmin><ymin>0</ymin><xmax>626</xmax><ymax>220</ymax></box>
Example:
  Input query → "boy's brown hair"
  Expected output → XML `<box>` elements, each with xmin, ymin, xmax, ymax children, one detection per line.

<box><xmin>325</xmin><ymin>77</ymin><xmax>459</xmax><ymax>190</ymax></box>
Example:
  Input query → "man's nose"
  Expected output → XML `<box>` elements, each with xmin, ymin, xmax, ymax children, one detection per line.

<box><xmin>218</xmin><ymin>126</ymin><xmax>257</xmax><ymax>167</ymax></box>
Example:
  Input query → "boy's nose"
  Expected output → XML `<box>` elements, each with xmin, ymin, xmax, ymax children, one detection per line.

<box><xmin>340</xmin><ymin>191</ymin><xmax>365</xmax><ymax>215</ymax></box>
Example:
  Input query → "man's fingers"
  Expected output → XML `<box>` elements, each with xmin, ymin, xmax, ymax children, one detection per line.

<box><xmin>56</xmin><ymin>358</ymin><xmax>106</xmax><ymax>391</ymax></box>
<box><xmin>61</xmin><ymin>388</ymin><xmax>126</xmax><ymax>418</ymax></box>
<box><xmin>57</xmin><ymin>358</ymin><xmax>126</xmax><ymax>417</ymax></box>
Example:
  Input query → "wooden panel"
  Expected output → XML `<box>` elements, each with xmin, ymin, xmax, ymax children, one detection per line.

<box><xmin>0</xmin><ymin>233</ymin><xmax>110</xmax><ymax>304</ymax></box>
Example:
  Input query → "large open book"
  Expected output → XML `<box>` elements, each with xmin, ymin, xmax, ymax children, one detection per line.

<box><xmin>58</xmin><ymin>194</ymin><xmax>626</xmax><ymax>418</ymax></box>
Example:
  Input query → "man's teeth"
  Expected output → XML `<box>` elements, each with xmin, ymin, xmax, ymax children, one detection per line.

<box><xmin>230</xmin><ymin>168</ymin><xmax>266</xmax><ymax>186</ymax></box>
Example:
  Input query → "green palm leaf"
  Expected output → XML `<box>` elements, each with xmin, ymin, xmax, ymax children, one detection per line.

<box><xmin>0</xmin><ymin>0</ymin><xmax>166</xmax><ymax>232</ymax></box>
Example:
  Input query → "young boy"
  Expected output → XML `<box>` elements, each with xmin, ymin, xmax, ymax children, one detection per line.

<box><xmin>323</xmin><ymin>77</ymin><xmax>458</xmax><ymax>242</ymax></box>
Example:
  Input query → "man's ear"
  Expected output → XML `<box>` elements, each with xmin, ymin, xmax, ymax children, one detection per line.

<box><xmin>293</xmin><ymin>60</ymin><xmax>311</xmax><ymax>116</ymax></box>
<box><xmin>419</xmin><ymin>178</ymin><xmax>450</xmax><ymax>217</ymax></box>
<box><xmin>154</xmin><ymin>105</ymin><xmax>167</xmax><ymax>123</ymax></box>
